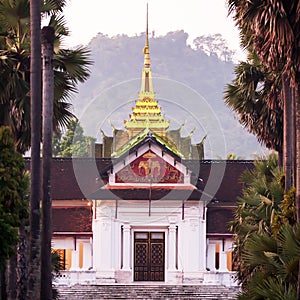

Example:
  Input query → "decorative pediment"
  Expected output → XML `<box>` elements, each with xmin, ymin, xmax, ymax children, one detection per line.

<box><xmin>115</xmin><ymin>150</ymin><xmax>184</xmax><ymax>184</ymax></box>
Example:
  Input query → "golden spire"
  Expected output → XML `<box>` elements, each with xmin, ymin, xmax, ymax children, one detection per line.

<box><xmin>143</xmin><ymin>3</ymin><xmax>150</xmax><ymax>68</ymax></box>
<box><xmin>124</xmin><ymin>3</ymin><xmax>169</xmax><ymax>138</ymax></box>
<box><xmin>140</xmin><ymin>3</ymin><xmax>153</xmax><ymax>93</ymax></box>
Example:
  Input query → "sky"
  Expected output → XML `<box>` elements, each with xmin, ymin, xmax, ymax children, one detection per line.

<box><xmin>61</xmin><ymin>0</ymin><xmax>244</xmax><ymax>59</ymax></box>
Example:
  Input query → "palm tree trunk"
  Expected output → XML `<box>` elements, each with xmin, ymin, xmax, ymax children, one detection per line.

<box><xmin>292</xmin><ymin>87</ymin><xmax>296</xmax><ymax>187</ymax></box>
<box><xmin>6</xmin><ymin>256</ymin><xmax>17</xmax><ymax>300</ymax></box>
<box><xmin>296</xmin><ymin>85</ymin><xmax>300</xmax><ymax>217</ymax></box>
<box><xmin>17</xmin><ymin>218</ymin><xmax>27</xmax><ymax>300</ymax></box>
<box><xmin>27</xmin><ymin>0</ymin><xmax>41</xmax><ymax>299</ymax></box>
<box><xmin>282</xmin><ymin>73</ymin><xmax>293</xmax><ymax>190</ymax></box>
<box><xmin>1</xmin><ymin>269</ymin><xmax>7</xmax><ymax>299</ymax></box>
<box><xmin>295</xmin><ymin>84</ymin><xmax>300</xmax><ymax>300</ymax></box>
<box><xmin>41</xmin><ymin>26</ymin><xmax>54</xmax><ymax>300</ymax></box>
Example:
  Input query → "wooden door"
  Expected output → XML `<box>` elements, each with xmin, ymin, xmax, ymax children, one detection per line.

<box><xmin>134</xmin><ymin>232</ymin><xmax>165</xmax><ymax>281</ymax></box>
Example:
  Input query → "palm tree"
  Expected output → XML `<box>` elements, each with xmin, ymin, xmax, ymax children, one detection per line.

<box><xmin>40</xmin><ymin>25</ymin><xmax>54</xmax><ymax>300</ymax></box>
<box><xmin>0</xmin><ymin>0</ymin><xmax>31</xmax><ymax>154</ymax></box>
<box><xmin>229</xmin><ymin>153</ymin><xmax>285</xmax><ymax>286</ymax></box>
<box><xmin>227</xmin><ymin>0</ymin><xmax>300</xmax><ymax>211</ymax></box>
<box><xmin>229</xmin><ymin>153</ymin><xmax>299</xmax><ymax>299</ymax></box>
<box><xmin>0</xmin><ymin>0</ymin><xmax>91</xmax><ymax>298</ymax></box>
<box><xmin>238</xmin><ymin>223</ymin><xmax>300</xmax><ymax>300</ymax></box>
<box><xmin>28</xmin><ymin>0</ymin><xmax>41</xmax><ymax>298</ymax></box>
<box><xmin>282</xmin><ymin>73</ymin><xmax>295</xmax><ymax>190</ymax></box>
<box><xmin>224</xmin><ymin>52</ymin><xmax>283</xmax><ymax>158</ymax></box>
<box><xmin>227</xmin><ymin>2</ymin><xmax>300</xmax><ymax>295</ymax></box>
<box><xmin>0</xmin><ymin>0</ymin><xmax>92</xmax><ymax>154</ymax></box>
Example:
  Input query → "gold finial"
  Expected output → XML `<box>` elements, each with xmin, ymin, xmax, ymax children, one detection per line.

<box><xmin>143</xmin><ymin>3</ymin><xmax>150</xmax><ymax>67</ymax></box>
<box><xmin>189</xmin><ymin>128</ymin><xmax>196</xmax><ymax>137</ymax></box>
<box><xmin>146</xmin><ymin>3</ymin><xmax>149</xmax><ymax>48</ymax></box>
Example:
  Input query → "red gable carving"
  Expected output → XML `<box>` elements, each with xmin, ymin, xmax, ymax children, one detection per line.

<box><xmin>115</xmin><ymin>150</ymin><xmax>184</xmax><ymax>183</ymax></box>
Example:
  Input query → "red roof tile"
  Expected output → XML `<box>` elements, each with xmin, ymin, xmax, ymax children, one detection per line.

<box><xmin>25</xmin><ymin>159</ymin><xmax>253</xmax><ymax>205</ymax></box>
<box><xmin>22</xmin><ymin>158</ymin><xmax>253</xmax><ymax>235</ymax></box>
<box><xmin>206</xmin><ymin>206</ymin><xmax>234</xmax><ymax>234</ymax></box>
<box><xmin>52</xmin><ymin>206</ymin><xmax>92</xmax><ymax>232</ymax></box>
<box><xmin>25</xmin><ymin>158</ymin><xmax>111</xmax><ymax>200</ymax></box>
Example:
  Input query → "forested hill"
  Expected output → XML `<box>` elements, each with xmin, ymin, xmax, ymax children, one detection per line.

<box><xmin>71</xmin><ymin>30</ymin><xmax>267</xmax><ymax>159</ymax></box>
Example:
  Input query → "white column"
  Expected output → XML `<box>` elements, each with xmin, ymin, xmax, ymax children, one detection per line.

<box><xmin>207</xmin><ymin>243</ymin><xmax>216</xmax><ymax>271</ymax></box>
<box><xmin>186</xmin><ymin>218</ymin><xmax>200</xmax><ymax>271</ymax></box>
<box><xmin>82</xmin><ymin>242</ymin><xmax>92</xmax><ymax>270</ymax></box>
<box><xmin>93</xmin><ymin>219</ymin><xmax>101</xmax><ymax>271</ymax></box>
<box><xmin>70</xmin><ymin>249</ymin><xmax>79</xmax><ymax>270</ymax></box>
<box><xmin>168</xmin><ymin>224</ymin><xmax>177</xmax><ymax>271</ymax></box>
<box><xmin>98</xmin><ymin>217</ymin><xmax>113</xmax><ymax>270</ymax></box>
<box><xmin>93</xmin><ymin>203</ymin><xmax>116</xmax><ymax>282</ymax></box>
<box><xmin>199</xmin><ymin>205</ymin><xmax>207</xmax><ymax>271</ymax></box>
<box><xmin>219</xmin><ymin>249</ymin><xmax>228</xmax><ymax>272</ymax></box>
<box><xmin>122</xmin><ymin>224</ymin><xmax>131</xmax><ymax>270</ymax></box>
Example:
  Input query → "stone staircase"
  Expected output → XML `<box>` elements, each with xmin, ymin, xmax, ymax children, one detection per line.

<box><xmin>57</xmin><ymin>284</ymin><xmax>240</xmax><ymax>299</ymax></box>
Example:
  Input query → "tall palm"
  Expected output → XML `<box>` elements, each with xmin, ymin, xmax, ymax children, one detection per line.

<box><xmin>40</xmin><ymin>26</ymin><xmax>54</xmax><ymax>300</ymax></box>
<box><xmin>28</xmin><ymin>0</ymin><xmax>41</xmax><ymax>299</ymax></box>
<box><xmin>0</xmin><ymin>0</ymin><xmax>92</xmax><ymax>154</ymax></box>
<box><xmin>227</xmin><ymin>0</ymin><xmax>300</xmax><ymax>212</ymax></box>
<box><xmin>224</xmin><ymin>52</ymin><xmax>283</xmax><ymax>157</ymax></box>
<box><xmin>227</xmin><ymin>1</ymin><xmax>300</xmax><ymax>294</ymax></box>
<box><xmin>0</xmin><ymin>0</ymin><xmax>31</xmax><ymax>153</ymax></box>
<box><xmin>0</xmin><ymin>0</ymin><xmax>91</xmax><ymax>298</ymax></box>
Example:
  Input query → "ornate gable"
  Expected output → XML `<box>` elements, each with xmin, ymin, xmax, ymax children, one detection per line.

<box><xmin>107</xmin><ymin>136</ymin><xmax>192</xmax><ymax>186</ymax></box>
<box><xmin>115</xmin><ymin>150</ymin><xmax>184</xmax><ymax>184</ymax></box>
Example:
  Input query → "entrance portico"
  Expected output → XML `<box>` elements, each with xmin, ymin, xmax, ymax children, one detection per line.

<box><xmin>91</xmin><ymin>194</ymin><xmax>207</xmax><ymax>284</ymax></box>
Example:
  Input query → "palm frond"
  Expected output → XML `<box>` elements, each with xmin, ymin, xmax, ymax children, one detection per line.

<box><xmin>53</xmin><ymin>100</ymin><xmax>75</xmax><ymax>130</ymax></box>
<box><xmin>224</xmin><ymin>55</ymin><xmax>282</xmax><ymax>151</ymax></box>
<box><xmin>47</xmin><ymin>14</ymin><xmax>69</xmax><ymax>40</ymax></box>
<box><xmin>42</xmin><ymin>0</ymin><xmax>67</xmax><ymax>15</ymax></box>
<box><xmin>55</xmin><ymin>47</ymin><xmax>92</xmax><ymax>83</ymax></box>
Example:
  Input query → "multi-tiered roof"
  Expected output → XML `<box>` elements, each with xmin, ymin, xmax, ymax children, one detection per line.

<box><xmin>98</xmin><ymin>6</ymin><xmax>205</xmax><ymax>160</ymax></box>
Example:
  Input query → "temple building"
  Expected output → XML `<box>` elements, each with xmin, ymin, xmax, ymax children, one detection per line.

<box><xmin>49</xmin><ymin>8</ymin><xmax>254</xmax><ymax>287</ymax></box>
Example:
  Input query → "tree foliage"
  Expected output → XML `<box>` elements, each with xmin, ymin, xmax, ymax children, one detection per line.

<box><xmin>224</xmin><ymin>53</ymin><xmax>283</xmax><ymax>152</ymax></box>
<box><xmin>238</xmin><ymin>223</ymin><xmax>300</xmax><ymax>300</ymax></box>
<box><xmin>226</xmin><ymin>1</ymin><xmax>300</xmax><ymax>294</ymax></box>
<box><xmin>53</xmin><ymin>119</ymin><xmax>95</xmax><ymax>157</ymax></box>
<box><xmin>0</xmin><ymin>127</ymin><xmax>28</xmax><ymax>269</ymax></box>
<box><xmin>227</xmin><ymin>0</ymin><xmax>300</xmax><ymax>82</ymax></box>
<box><xmin>193</xmin><ymin>33</ymin><xmax>235</xmax><ymax>62</ymax></box>
<box><xmin>0</xmin><ymin>0</ymin><xmax>92</xmax><ymax>154</ymax></box>
<box><xmin>229</xmin><ymin>153</ymin><xmax>299</xmax><ymax>299</ymax></box>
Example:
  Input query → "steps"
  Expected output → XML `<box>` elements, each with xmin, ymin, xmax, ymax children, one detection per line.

<box><xmin>57</xmin><ymin>284</ymin><xmax>239</xmax><ymax>299</ymax></box>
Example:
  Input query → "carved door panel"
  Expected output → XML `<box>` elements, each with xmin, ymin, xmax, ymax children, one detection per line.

<box><xmin>134</xmin><ymin>232</ymin><xmax>164</xmax><ymax>281</ymax></box>
<box><xmin>134</xmin><ymin>233</ymin><xmax>149</xmax><ymax>281</ymax></box>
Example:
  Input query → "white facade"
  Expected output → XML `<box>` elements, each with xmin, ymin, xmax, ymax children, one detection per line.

<box><xmin>54</xmin><ymin>141</ymin><xmax>237</xmax><ymax>287</ymax></box>
<box><xmin>92</xmin><ymin>199</ymin><xmax>206</xmax><ymax>284</ymax></box>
